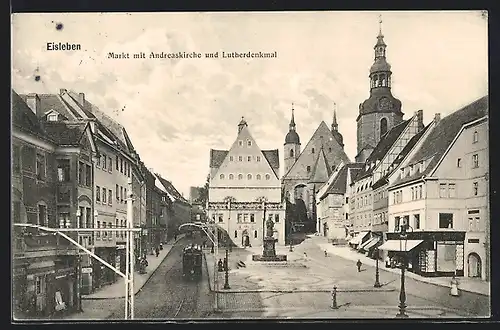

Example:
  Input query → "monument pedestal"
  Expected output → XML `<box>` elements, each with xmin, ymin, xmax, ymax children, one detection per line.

<box><xmin>252</xmin><ymin>237</ymin><xmax>287</xmax><ymax>262</ymax></box>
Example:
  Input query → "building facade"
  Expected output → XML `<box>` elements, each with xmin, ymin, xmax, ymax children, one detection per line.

<box><xmin>12</xmin><ymin>90</ymin><xmax>97</xmax><ymax>317</ymax></box>
<box><xmin>208</xmin><ymin>118</ymin><xmax>285</xmax><ymax>246</ymax></box>
<box><xmin>386</xmin><ymin>97</ymin><xmax>488</xmax><ymax>278</ymax></box>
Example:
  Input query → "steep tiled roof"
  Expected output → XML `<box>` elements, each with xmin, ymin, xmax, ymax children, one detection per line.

<box><xmin>372</xmin><ymin>124</ymin><xmax>430</xmax><ymax>190</ymax></box>
<box><xmin>156</xmin><ymin>175</ymin><xmax>189</xmax><ymax>203</ymax></box>
<box><xmin>309</xmin><ymin>147</ymin><xmax>331</xmax><ymax>183</ymax></box>
<box><xmin>262</xmin><ymin>149</ymin><xmax>280</xmax><ymax>169</ymax></box>
<box><xmin>209</xmin><ymin>149</ymin><xmax>229</xmax><ymax>168</ymax></box>
<box><xmin>321</xmin><ymin>163</ymin><xmax>364</xmax><ymax>198</ymax></box>
<box><xmin>44</xmin><ymin>122</ymin><xmax>87</xmax><ymax>146</ymax></box>
<box><xmin>355</xmin><ymin>119</ymin><xmax>412</xmax><ymax>181</ymax></box>
<box><xmin>12</xmin><ymin>90</ymin><xmax>52</xmax><ymax>140</ymax></box>
<box><xmin>392</xmin><ymin>96</ymin><xmax>488</xmax><ymax>187</ymax></box>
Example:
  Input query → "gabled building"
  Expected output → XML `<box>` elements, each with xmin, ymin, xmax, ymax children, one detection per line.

<box><xmin>282</xmin><ymin>106</ymin><xmax>350</xmax><ymax>233</ymax></box>
<box><xmin>348</xmin><ymin>110</ymin><xmax>425</xmax><ymax>254</ymax></box>
<box><xmin>208</xmin><ymin>118</ymin><xmax>285</xmax><ymax>246</ymax></box>
<box><xmin>317</xmin><ymin>162</ymin><xmax>363</xmax><ymax>243</ymax></box>
<box><xmin>19</xmin><ymin>89</ymin><xmax>144</xmax><ymax>292</ymax></box>
<box><xmin>12</xmin><ymin>90</ymin><xmax>98</xmax><ymax>317</ymax></box>
<box><xmin>384</xmin><ymin>96</ymin><xmax>489</xmax><ymax>279</ymax></box>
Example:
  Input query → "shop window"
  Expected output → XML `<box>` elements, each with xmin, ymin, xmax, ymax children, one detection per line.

<box><xmin>439</xmin><ymin>213</ymin><xmax>453</xmax><ymax>229</ymax></box>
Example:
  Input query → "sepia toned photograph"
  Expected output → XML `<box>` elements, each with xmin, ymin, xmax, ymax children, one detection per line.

<box><xmin>11</xmin><ymin>10</ymin><xmax>489</xmax><ymax>321</ymax></box>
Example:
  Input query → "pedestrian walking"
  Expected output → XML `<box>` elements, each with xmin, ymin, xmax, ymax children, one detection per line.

<box><xmin>174</xmin><ymin>234</ymin><xmax>177</xmax><ymax>241</ymax></box>
<box><xmin>155</xmin><ymin>246</ymin><xmax>159</xmax><ymax>257</ymax></box>
<box><xmin>356</xmin><ymin>259</ymin><xmax>362</xmax><ymax>272</ymax></box>
<box><xmin>303</xmin><ymin>252</ymin><xmax>308</xmax><ymax>259</ymax></box>
<box><xmin>324</xmin><ymin>250</ymin><xmax>328</xmax><ymax>257</ymax></box>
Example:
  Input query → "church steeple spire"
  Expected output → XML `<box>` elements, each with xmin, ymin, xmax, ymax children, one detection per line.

<box><xmin>289</xmin><ymin>103</ymin><xmax>296</xmax><ymax>130</ymax></box>
<box><xmin>331</xmin><ymin>102</ymin><xmax>338</xmax><ymax>132</ymax></box>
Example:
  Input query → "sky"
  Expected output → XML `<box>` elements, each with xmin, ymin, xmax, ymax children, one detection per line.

<box><xmin>11</xmin><ymin>11</ymin><xmax>488</xmax><ymax>198</ymax></box>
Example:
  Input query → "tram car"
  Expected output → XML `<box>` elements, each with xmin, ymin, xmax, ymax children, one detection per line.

<box><xmin>182</xmin><ymin>244</ymin><xmax>203</xmax><ymax>280</ymax></box>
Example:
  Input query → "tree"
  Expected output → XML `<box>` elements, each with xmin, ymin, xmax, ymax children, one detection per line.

<box><xmin>194</xmin><ymin>174</ymin><xmax>209</xmax><ymax>207</ymax></box>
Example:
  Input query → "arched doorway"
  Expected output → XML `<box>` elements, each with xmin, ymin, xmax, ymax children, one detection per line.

<box><xmin>241</xmin><ymin>229</ymin><xmax>250</xmax><ymax>247</ymax></box>
<box><xmin>468</xmin><ymin>253</ymin><xmax>482</xmax><ymax>278</ymax></box>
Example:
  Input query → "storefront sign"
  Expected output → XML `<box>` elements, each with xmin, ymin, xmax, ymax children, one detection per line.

<box><xmin>456</xmin><ymin>244</ymin><xmax>464</xmax><ymax>271</ymax></box>
<box><xmin>82</xmin><ymin>267</ymin><xmax>92</xmax><ymax>274</ymax></box>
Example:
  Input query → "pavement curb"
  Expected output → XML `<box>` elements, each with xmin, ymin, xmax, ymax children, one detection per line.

<box><xmin>82</xmin><ymin>235</ymin><xmax>184</xmax><ymax>300</ymax></box>
<box><xmin>214</xmin><ymin>288</ymin><xmax>396</xmax><ymax>294</ymax></box>
<box><xmin>320</xmin><ymin>243</ymin><xmax>490</xmax><ymax>297</ymax></box>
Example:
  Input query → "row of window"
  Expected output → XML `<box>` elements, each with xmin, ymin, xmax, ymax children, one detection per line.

<box><xmin>238</xmin><ymin>140</ymin><xmax>253</xmax><ymax>147</ymax></box>
<box><xmin>351</xmin><ymin>194</ymin><xmax>372</xmax><ymax>209</ymax></box>
<box><xmin>457</xmin><ymin>153</ymin><xmax>480</xmax><ymax>169</ymax></box>
<box><xmin>95</xmin><ymin>220</ymin><xmax>128</xmax><ymax>239</ymax></box>
<box><xmin>229</xmin><ymin>155</ymin><xmax>261</xmax><ymax>162</ymax></box>
<box><xmin>96</xmin><ymin>153</ymin><xmax>132</xmax><ymax>178</ymax></box>
<box><xmin>373</xmin><ymin>190</ymin><xmax>388</xmax><ymax>203</ymax></box>
<box><xmin>394</xmin><ymin>211</ymin><xmax>480</xmax><ymax>232</ymax></box>
<box><xmin>219</xmin><ymin>173</ymin><xmax>271</xmax><ymax>180</ymax></box>
<box><xmin>411</xmin><ymin>185</ymin><xmax>424</xmax><ymax>201</ymax></box>
<box><xmin>439</xmin><ymin>181</ymin><xmax>480</xmax><ymax>198</ymax></box>
<box><xmin>213</xmin><ymin>213</ymin><xmax>280</xmax><ymax>223</ymax></box>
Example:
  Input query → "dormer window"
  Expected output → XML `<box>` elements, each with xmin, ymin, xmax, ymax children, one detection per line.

<box><xmin>47</xmin><ymin>114</ymin><xmax>58</xmax><ymax>122</ymax></box>
<box><xmin>473</xmin><ymin>131</ymin><xmax>478</xmax><ymax>143</ymax></box>
<box><xmin>419</xmin><ymin>161</ymin><xmax>424</xmax><ymax>173</ymax></box>
<box><xmin>400</xmin><ymin>168</ymin><xmax>404</xmax><ymax>178</ymax></box>
<box><xmin>366</xmin><ymin>164</ymin><xmax>369</xmax><ymax>171</ymax></box>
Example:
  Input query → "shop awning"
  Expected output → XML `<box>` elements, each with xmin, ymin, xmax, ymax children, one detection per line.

<box><xmin>349</xmin><ymin>231</ymin><xmax>370</xmax><ymax>245</ymax></box>
<box><xmin>358</xmin><ymin>236</ymin><xmax>374</xmax><ymax>250</ymax></box>
<box><xmin>361</xmin><ymin>236</ymin><xmax>381</xmax><ymax>251</ymax></box>
<box><xmin>378</xmin><ymin>239</ymin><xmax>424</xmax><ymax>252</ymax></box>
<box><xmin>363</xmin><ymin>236</ymin><xmax>380</xmax><ymax>251</ymax></box>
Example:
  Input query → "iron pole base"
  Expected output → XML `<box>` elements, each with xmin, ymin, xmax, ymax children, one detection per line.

<box><xmin>396</xmin><ymin>305</ymin><xmax>408</xmax><ymax>318</ymax></box>
<box><xmin>374</xmin><ymin>282</ymin><xmax>382</xmax><ymax>288</ymax></box>
<box><xmin>223</xmin><ymin>282</ymin><xmax>231</xmax><ymax>290</ymax></box>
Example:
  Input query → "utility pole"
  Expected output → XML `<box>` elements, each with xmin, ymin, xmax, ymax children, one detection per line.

<box><xmin>127</xmin><ymin>178</ymin><xmax>135</xmax><ymax>319</ymax></box>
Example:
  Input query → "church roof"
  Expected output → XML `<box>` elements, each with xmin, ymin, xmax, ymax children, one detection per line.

<box><xmin>358</xmin><ymin>89</ymin><xmax>403</xmax><ymax>117</ymax></box>
<box><xmin>283</xmin><ymin>121</ymin><xmax>351</xmax><ymax>180</ymax></box>
<box><xmin>355</xmin><ymin>118</ymin><xmax>412</xmax><ymax>181</ymax></box>
<box><xmin>262</xmin><ymin>150</ymin><xmax>280</xmax><ymax>169</ymax></box>
<box><xmin>370</xmin><ymin>57</ymin><xmax>391</xmax><ymax>74</ymax></box>
<box><xmin>391</xmin><ymin>96</ymin><xmax>488</xmax><ymax>188</ymax></box>
<box><xmin>309</xmin><ymin>147</ymin><xmax>331</xmax><ymax>184</ymax></box>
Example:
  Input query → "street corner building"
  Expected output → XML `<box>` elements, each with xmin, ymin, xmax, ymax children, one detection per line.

<box><xmin>12</xmin><ymin>90</ymin><xmax>97</xmax><ymax>318</ymax></box>
<box><xmin>208</xmin><ymin>117</ymin><xmax>286</xmax><ymax>247</ymax></box>
<box><xmin>281</xmin><ymin>104</ymin><xmax>351</xmax><ymax>234</ymax></box>
<box><xmin>11</xmin><ymin>88</ymin><xmax>190</xmax><ymax>319</ymax></box>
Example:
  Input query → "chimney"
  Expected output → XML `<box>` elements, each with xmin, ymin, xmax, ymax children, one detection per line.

<box><xmin>25</xmin><ymin>93</ymin><xmax>41</xmax><ymax>116</ymax></box>
<box><xmin>434</xmin><ymin>113</ymin><xmax>441</xmax><ymax>123</ymax></box>
<box><xmin>59</xmin><ymin>88</ymin><xmax>67</xmax><ymax>95</ymax></box>
<box><xmin>416</xmin><ymin>109</ymin><xmax>424</xmax><ymax>131</ymax></box>
<box><xmin>78</xmin><ymin>92</ymin><xmax>85</xmax><ymax>107</ymax></box>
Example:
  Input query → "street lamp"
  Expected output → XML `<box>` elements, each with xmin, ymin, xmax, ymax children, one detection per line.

<box><xmin>223</xmin><ymin>247</ymin><xmax>230</xmax><ymax>289</ymax></box>
<box><xmin>396</xmin><ymin>223</ymin><xmax>408</xmax><ymax>318</ymax></box>
<box><xmin>374</xmin><ymin>247</ymin><xmax>381</xmax><ymax>288</ymax></box>
<box><xmin>75</xmin><ymin>209</ymin><xmax>83</xmax><ymax>312</ymax></box>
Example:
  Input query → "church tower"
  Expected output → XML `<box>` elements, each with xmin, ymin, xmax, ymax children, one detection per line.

<box><xmin>284</xmin><ymin>104</ymin><xmax>301</xmax><ymax>175</ymax></box>
<box><xmin>355</xmin><ymin>16</ymin><xmax>404</xmax><ymax>163</ymax></box>
<box><xmin>331</xmin><ymin>103</ymin><xmax>344</xmax><ymax>149</ymax></box>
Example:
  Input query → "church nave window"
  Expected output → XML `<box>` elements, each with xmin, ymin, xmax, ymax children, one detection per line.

<box><xmin>312</xmin><ymin>148</ymin><xmax>315</xmax><ymax>154</ymax></box>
